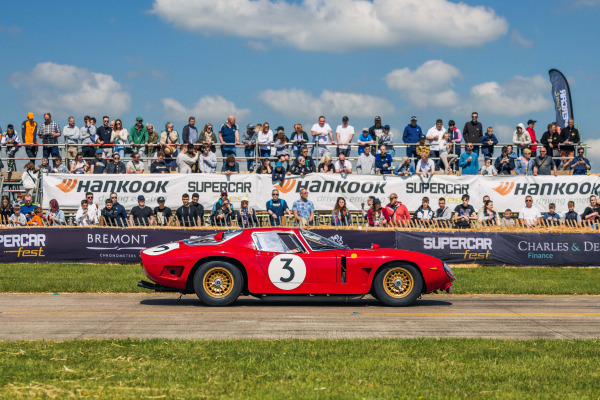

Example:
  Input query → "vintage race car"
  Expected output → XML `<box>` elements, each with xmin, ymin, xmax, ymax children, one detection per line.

<box><xmin>138</xmin><ymin>228</ymin><xmax>454</xmax><ymax>306</ymax></box>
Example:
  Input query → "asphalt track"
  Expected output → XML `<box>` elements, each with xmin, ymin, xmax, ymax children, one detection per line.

<box><xmin>1</xmin><ymin>293</ymin><xmax>599</xmax><ymax>340</ymax></box>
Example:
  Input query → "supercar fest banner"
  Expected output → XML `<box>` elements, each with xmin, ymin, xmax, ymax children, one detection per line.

<box><xmin>43</xmin><ymin>173</ymin><xmax>600</xmax><ymax>213</ymax></box>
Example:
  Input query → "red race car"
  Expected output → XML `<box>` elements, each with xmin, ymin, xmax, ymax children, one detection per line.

<box><xmin>138</xmin><ymin>228</ymin><xmax>454</xmax><ymax>306</ymax></box>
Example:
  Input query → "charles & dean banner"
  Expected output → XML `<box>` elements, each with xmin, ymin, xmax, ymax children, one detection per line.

<box><xmin>43</xmin><ymin>173</ymin><xmax>600</xmax><ymax>213</ymax></box>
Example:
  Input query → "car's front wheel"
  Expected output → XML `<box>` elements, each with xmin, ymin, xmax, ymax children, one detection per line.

<box><xmin>373</xmin><ymin>264</ymin><xmax>423</xmax><ymax>306</ymax></box>
<box><xmin>193</xmin><ymin>261</ymin><xmax>243</xmax><ymax>306</ymax></box>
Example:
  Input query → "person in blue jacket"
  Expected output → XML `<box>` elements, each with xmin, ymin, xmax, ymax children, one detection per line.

<box><xmin>480</xmin><ymin>127</ymin><xmax>498</xmax><ymax>158</ymax></box>
<box><xmin>402</xmin><ymin>116</ymin><xmax>422</xmax><ymax>160</ymax></box>
<box><xmin>375</xmin><ymin>144</ymin><xmax>393</xmax><ymax>174</ymax></box>
<box><xmin>458</xmin><ymin>143</ymin><xmax>479</xmax><ymax>175</ymax></box>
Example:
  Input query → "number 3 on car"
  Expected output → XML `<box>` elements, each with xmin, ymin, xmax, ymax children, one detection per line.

<box><xmin>138</xmin><ymin>228</ymin><xmax>455</xmax><ymax>307</ymax></box>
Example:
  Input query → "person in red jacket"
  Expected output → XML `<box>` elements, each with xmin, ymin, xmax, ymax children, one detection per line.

<box><xmin>526</xmin><ymin>119</ymin><xmax>538</xmax><ymax>156</ymax></box>
<box><xmin>367</xmin><ymin>199</ymin><xmax>390</xmax><ymax>227</ymax></box>
<box><xmin>386</xmin><ymin>193</ymin><xmax>411</xmax><ymax>227</ymax></box>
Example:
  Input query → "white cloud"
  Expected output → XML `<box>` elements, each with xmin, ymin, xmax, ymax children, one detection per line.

<box><xmin>161</xmin><ymin>96</ymin><xmax>251</xmax><ymax>123</ymax></box>
<box><xmin>258</xmin><ymin>89</ymin><xmax>395</xmax><ymax>119</ymax></box>
<box><xmin>581</xmin><ymin>138</ymin><xmax>600</xmax><ymax>169</ymax></box>
<box><xmin>151</xmin><ymin>0</ymin><xmax>508</xmax><ymax>52</ymax></box>
<box><xmin>463</xmin><ymin>75</ymin><xmax>552</xmax><ymax>117</ymax></box>
<box><xmin>510</xmin><ymin>29</ymin><xmax>533</xmax><ymax>49</ymax></box>
<box><xmin>384</xmin><ymin>60</ymin><xmax>461</xmax><ymax>108</ymax></box>
<box><xmin>11</xmin><ymin>62</ymin><xmax>131</xmax><ymax>117</ymax></box>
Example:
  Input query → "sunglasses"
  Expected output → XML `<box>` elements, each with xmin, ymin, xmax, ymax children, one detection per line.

<box><xmin>111</xmin><ymin>196</ymin><xmax>117</xmax><ymax>199</ymax></box>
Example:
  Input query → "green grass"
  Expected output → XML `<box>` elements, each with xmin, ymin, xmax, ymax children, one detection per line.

<box><xmin>1</xmin><ymin>263</ymin><xmax>600</xmax><ymax>295</ymax></box>
<box><xmin>0</xmin><ymin>339</ymin><xmax>598</xmax><ymax>399</ymax></box>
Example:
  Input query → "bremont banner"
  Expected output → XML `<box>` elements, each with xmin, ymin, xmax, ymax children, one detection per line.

<box><xmin>43</xmin><ymin>173</ymin><xmax>600</xmax><ymax>214</ymax></box>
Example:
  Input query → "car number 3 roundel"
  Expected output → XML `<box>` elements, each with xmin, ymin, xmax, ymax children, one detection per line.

<box><xmin>142</xmin><ymin>242</ymin><xmax>179</xmax><ymax>256</ymax></box>
<box><xmin>268</xmin><ymin>254</ymin><xmax>307</xmax><ymax>290</ymax></box>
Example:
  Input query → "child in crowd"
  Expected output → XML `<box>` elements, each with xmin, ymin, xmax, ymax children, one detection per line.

<box><xmin>501</xmin><ymin>209</ymin><xmax>515</xmax><ymax>226</ymax></box>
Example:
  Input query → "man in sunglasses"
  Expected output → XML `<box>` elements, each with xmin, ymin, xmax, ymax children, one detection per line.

<box><xmin>266</xmin><ymin>189</ymin><xmax>291</xmax><ymax>226</ymax></box>
<box><xmin>519</xmin><ymin>196</ymin><xmax>540</xmax><ymax>227</ymax></box>
<box><xmin>105</xmin><ymin>153</ymin><xmax>126</xmax><ymax>174</ymax></box>
<box><xmin>109</xmin><ymin>192</ymin><xmax>128</xmax><ymax>226</ymax></box>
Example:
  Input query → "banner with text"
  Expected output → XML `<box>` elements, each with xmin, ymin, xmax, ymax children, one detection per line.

<box><xmin>43</xmin><ymin>173</ymin><xmax>600</xmax><ymax>214</ymax></box>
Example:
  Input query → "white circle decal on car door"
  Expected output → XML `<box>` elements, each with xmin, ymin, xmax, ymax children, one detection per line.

<box><xmin>268</xmin><ymin>254</ymin><xmax>307</xmax><ymax>290</ymax></box>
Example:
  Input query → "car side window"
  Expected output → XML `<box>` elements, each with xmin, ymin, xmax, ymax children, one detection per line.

<box><xmin>254</xmin><ymin>233</ymin><xmax>306</xmax><ymax>253</ymax></box>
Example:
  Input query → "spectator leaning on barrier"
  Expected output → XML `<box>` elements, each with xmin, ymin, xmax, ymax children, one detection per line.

<box><xmin>199</xmin><ymin>145</ymin><xmax>217</xmax><ymax>174</ymax></box>
<box><xmin>526</xmin><ymin>119</ymin><xmax>538</xmax><ymax>155</ymax></box>
<box><xmin>495</xmin><ymin>146</ymin><xmax>515</xmax><ymax>175</ymax></box>
<box><xmin>480</xmin><ymin>127</ymin><xmax>498</xmax><ymax>159</ymax></box>
<box><xmin>177</xmin><ymin>193</ymin><xmax>201</xmax><ymax>227</ymax></box>
<box><xmin>515</xmin><ymin>148</ymin><xmax>535</xmax><ymax>175</ymax></box>
<box><xmin>560</xmin><ymin>119</ymin><xmax>580</xmax><ymax>170</ymax></box>
<box><xmin>266</xmin><ymin>189</ymin><xmax>291</xmax><ymax>226</ymax></box>
<box><xmin>126</xmin><ymin>152</ymin><xmax>145</xmax><ymax>174</ymax></box>
<box><xmin>415</xmin><ymin>197</ymin><xmax>434</xmax><ymax>227</ymax></box>
<box><xmin>36</xmin><ymin>157</ymin><xmax>51</xmax><ymax>176</ymax></box>
<box><xmin>459</xmin><ymin>143</ymin><xmax>479</xmax><ymax>175</ymax></box>
<box><xmin>357</xmin><ymin>128</ymin><xmax>375</xmax><ymax>156</ymax></box>
<box><xmin>540</xmin><ymin>122</ymin><xmax>561</xmax><ymax>165</ymax></box>
<box><xmin>9</xmin><ymin>204</ymin><xmax>27</xmax><ymax>226</ymax></box>
<box><xmin>378</xmin><ymin>125</ymin><xmax>394</xmax><ymax>157</ymax></box>
<box><xmin>63</xmin><ymin>116</ymin><xmax>81</xmax><ymax>160</ymax></box>
<box><xmin>21</xmin><ymin>112</ymin><xmax>38</xmax><ymax>161</ymax></box>
<box><xmin>81</xmin><ymin>116</ymin><xmax>99</xmax><ymax>158</ymax></box>
<box><xmin>318</xmin><ymin>155</ymin><xmax>334</xmax><ymax>173</ymax></box>
<box><xmin>479</xmin><ymin>200</ymin><xmax>499</xmax><ymax>226</ymax></box>
<box><xmin>572</xmin><ymin>147</ymin><xmax>590</xmax><ymax>175</ymax></box>
<box><xmin>190</xmin><ymin>193</ymin><xmax>205</xmax><ymax>226</ymax></box>
<box><xmin>51</xmin><ymin>156</ymin><xmax>69</xmax><ymax>173</ymax></box>
<box><xmin>292</xmin><ymin>188</ymin><xmax>315</xmax><ymax>226</ymax></box>
<box><xmin>480</xmin><ymin>158</ymin><xmax>497</xmax><ymax>176</ymax></box>
<box><xmin>272</xmin><ymin>162</ymin><xmax>286</xmax><ymax>183</ymax></box>
<box><xmin>367</xmin><ymin>198</ymin><xmax>390</xmax><ymax>227</ymax></box>
<box><xmin>219</xmin><ymin>115</ymin><xmax>240</xmax><ymax>157</ymax></box>
<box><xmin>130</xmin><ymin>117</ymin><xmax>148</xmax><ymax>157</ymax></box>
<box><xmin>375</xmin><ymin>145</ymin><xmax>393</xmax><ymax>175</ymax></box>
<box><xmin>101</xmin><ymin>199</ymin><xmax>120</xmax><ymax>227</ymax></box>
<box><xmin>519</xmin><ymin>196</ymin><xmax>540</xmax><ymax>227</ymax></box>
<box><xmin>361</xmin><ymin>196</ymin><xmax>375</xmax><ymax>221</ymax></box>
<box><xmin>563</xmin><ymin>201</ymin><xmax>581</xmax><ymax>226</ymax></box>
<box><xmin>543</xmin><ymin>203</ymin><xmax>561</xmax><ymax>226</ymax></box>
<box><xmin>454</xmin><ymin>194</ymin><xmax>477</xmax><ymax>229</ymax></box>
<box><xmin>395</xmin><ymin>156</ymin><xmax>415</xmax><ymax>176</ymax></box>
<box><xmin>533</xmin><ymin>147</ymin><xmax>558</xmax><ymax>176</ymax></box>
<box><xmin>513</xmin><ymin>123</ymin><xmax>531</xmax><ymax>156</ymax></box>
<box><xmin>582</xmin><ymin>195</ymin><xmax>600</xmax><ymax>228</ymax></box>
<box><xmin>238</xmin><ymin>197</ymin><xmax>260</xmax><ymax>228</ymax></box>
<box><xmin>222</xmin><ymin>155</ymin><xmax>240</xmax><ymax>175</ymax></box>
<box><xmin>463</xmin><ymin>112</ymin><xmax>483</xmax><ymax>155</ymax></box>
<box><xmin>434</xmin><ymin>197</ymin><xmax>452</xmax><ymax>227</ymax></box>
<box><xmin>256</xmin><ymin>158</ymin><xmax>272</xmax><ymax>175</ymax></box>
<box><xmin>290</xmin><ymin>123</ymin><xmax>308</xmax><ymax>158</ymax></box>
<box><xmin>45</xmin><ymin>199</ymin><xmax>64</xmax><ymax>226</ymax></box>
<box><xmin>0</xmin><ymin>196</ymin><xmax>12</xmax><ymax>224</ymax></box>
<box><xmin>447</xmin><ymin>120</ymin><xmax>462</xmax><ymax>157</ymax></box>
<box><xmin>198</xmin><ymin>123</ymin><xmax>216</xmax><ymax>153</ymax></box>
<box><xmin>331</xmin><ymin>197</ymin><xmax>352</xmax><ymax>226</ymax></box>
<box><xmin>70</xmin><ymin>152</ymin><xmax>87</xmax><ymax>174</ymax></box>
<box><xmin>242</xmin><ymin>123</ymin><xmax>258</xmax><ymax>171</ymax></box>
<box><xmin>150</xmin><ymin>152</ymin><xmax>170</xmax><ymax>174</ymax></box>
<box><xmin>257</xmin><ymin>122</ymin><xmax>273</xmax><ymax>159</ymax></box>
<box><xmin>386</xmin><ymin>193</ymin><xmax>410</xmax><ymax>227</ymax></box>
<box><xmin>109</xmin><ymin>193</ymin><xmax>128</xmax><ymax>227</ymax></box>
<box><xmin>369</xmin><ymin>116</ymin><xmax>384</xmax><ymax>146</ymax></box>
<box><xmin>1</xmin><ymin>124</ymin><xmax>20</xmax><ymax>172</ymax></box>
<box><xmin>274</xmin><ymin>128</ymin><xmax>290</xmax><ymax>162</ymax></box>
<box><xmin>438</xmin><ymin>131</ymin><xmax>458</xmax><ymax>175</ymax></box>
<box><xmin>37</xmin><ymin>112</ymin><xmax>61</xmax><ymax>160</ymax></box>
<box><xmin>476</xmin><ymin>195</ymin><xmax>495</xmax><ymax>217</ymax></box>
<box><xmin>75</xmin><ymin>200</ymin><xmax>98</xmax><ymax>226</ymax></box>
<box><xmin>501</xmin><ymin>209</ymin><xmax>515</xmax><ymax>226</ymax></box>
<box><xmin>416</xmin><ymin>152</ymin><xmax>435</xmax><ymax>178</ymax></box>
<box><xmin>129</xmin><ymin>195</ymin><xmax>154</xmax><ymax>226</ymax></box>
<box><xmin>85</xmin><ymin>192</ymin><xmax>100</xmax><ymax>221</ymax></box>
<box><xmin>154</xmin><ymin>196</ymin><xmax>173</xmax><ymax>227</ymax></box>
<box><xmin>91</xmin><ymin>149</ymin><xmax>106</xmax><ymax>174</ymax></box>
<box><xmin>426</xmin><ymin>119</ymin><xmax>445</xmax><ymax>169</ymax></box>
<box><xmin>311</xmin><ymin>116</ymin><xmax>334</xmax><ymax>158</ymax></box>
<box><xmin>335</xmin><ymin>153</ymin><xmax>352</xmax><ymax>174</ymax></box>
<box><xmin>111</xmin><ymin>119</ymin><xmax>128</xmax><ymax>159</ymax></box>
<box><xmin>105</xmin><ymin>153</ymin><xmax>126</xmax><ymax>174</ymax></box>
<box><xmin>415</xmin><ymin>134</ymin><xmax>430</xmax><ymax>163</ymax></box>
<box><xmin>177</xmin><ymin>144</ymin><xmax>198</xmax><ymax>174</ymax></box>
<box><xmin>336</xmin><ymin>116</ymin><xmax>354</xmax><ymax>157</ymax></box>
<box><xmin>290</xmin><ymin>146</ymin><xmax>316</xmax><ymax>175</ymax></box>
<box><xmin>182</xmin><ymin>117</ymin><xmax>198</xmax><ymax>145</ymax></box>
<box><xmin>146</xmin><ymin>123</ymin><xmax>159</xmax><ymax>157</ymax></box>
<box><xmin>211</xmin><ymin>197</ymin><xmax>233</xmax><ymax>227</ymax></box>
<box><xmin>97</xmin><ymin>116</ymin><xmax>112</xmax><ymax>157</ymax></box>
<box><xmin>27</xmin><ymin>206</ymin><xmax>46</xmax><ymax>226</ymax></box>
<box><xmin>356</xmin><ymin>143</ymin><xmax>375</xmax><ymax>175</ymax></box>
<box><xmin>403</xmin><ymin>116</ymin><xmax>422</xmax><ymax>160</ymax></box>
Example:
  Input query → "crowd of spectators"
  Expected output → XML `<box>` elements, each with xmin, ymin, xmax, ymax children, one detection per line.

<box><xmin>0</xmin><ymin>112</ymin><xmax>590</xmax><ymax>177</ymax></box>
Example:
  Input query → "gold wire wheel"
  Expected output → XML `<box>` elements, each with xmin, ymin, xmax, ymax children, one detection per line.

<box><xmin>382</xmin><ymin>267</ymin><xmax>414</xmax><ymax>299</ymax></box>
<box><xmin>203</xmin><ymin>267</ymin><xmax>234</xmax><ymax>298</ymax></box>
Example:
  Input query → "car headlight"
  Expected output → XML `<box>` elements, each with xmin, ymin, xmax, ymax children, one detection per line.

<box><xmin>443</xmin><ymin>261</ymin><xmax>455</xmax><ymax>280</ymax></box>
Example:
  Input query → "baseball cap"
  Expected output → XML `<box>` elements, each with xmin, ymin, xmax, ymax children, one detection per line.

<box><xmin>95</xmin><ymin>149</ymin><xmax>103</xmax><ymax>154</ymax></box>
<box><xmin>136</xmin><ymin>116</ymin><xmax>143</xmax><ymax>122</ymax></box>
<box><xmin>221</xmin><ymin>190</ymin><xmax>228</xmax><ymax>196</ymax></box>
<box><xmin>419</xmin><ymin>134</ymin><xmax>426</xmax><ymax>139</ymax></box>
<box><xmin>374</xmin><ymin>116</ymin><xmax>381</xmax><ymax>121</ymax></box>
<box><xmin>241</xmin><ymin>197</ymin><xmax>249</xmax><ymax>203</ymax></box>
<box><xmin>138</xmin><ymin>195</ymin><xmax>145</xmax><ymax>201</ymax></box>
<box><xmin>157</xmin><ymin>196</ymin><xmax>165</xmax><ymax>202</ymax></box>
<box><xmin>247</xmin><ymin>123</ymin><xmax>255</xmax><ymax>129</ymax></box>
<box><xmin>27</xmin><ymin>112</ymin><xmax>34</xmax><ymax>119</ymax></box>
<box><xmin>342</xmin><ymin>116</ymin><xmax>349</xmax><ymax>121</ymax></box>
<box><xmin>275</xmin><ymin>162</ymin><xmax>283</xmax><ymax>168</ymax></box>
<box><xmin>389</xmin><ymin>193</ymin><xmax>398</xmax><ymax>199</ymax></box>
<box><xmin>527</xmin><ymin>119</ymin><xmax>537</xmax><ymax>125</ymax></box>
<box><xmin>410</xmin><ymin>116</ymin><xmax>417</xmax><ymax>121</ymax></box>
<box><xmin>384</xmin><ymin>125</ymin><xmax>390</xmax><ymax>130</ymax></box>
<box><xmin>276</xmin><ymin>126</ymin><xmax>285</xmax><ymax>132</ymax></box>
<box><xmin>362</xmin><ymin>127</ymin><xmax>369</xmax><ymax>133</ymax></box>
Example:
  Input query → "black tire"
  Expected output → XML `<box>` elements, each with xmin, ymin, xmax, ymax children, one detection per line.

<box><xmin>193</xmin><ymin>261</ymin><xmax>243</xmax><ymax>306</ymax></box>
<box><xmin>373</xmin><ymin>264</ymin><xmax>423</xmax><ymax>307</ymax></box>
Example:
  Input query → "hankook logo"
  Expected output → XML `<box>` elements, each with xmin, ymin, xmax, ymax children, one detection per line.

<box><xmin>493</xmin><ymin>182</ymin><xmax>515</xmax><ymax>196</ymax></box>
<box><xmin>56</xmin><ymin>178</ymin><xmax>78</xmax><ymax>193</ymax></box>
<box><xmin>275</xmin><ymin>179</ymin><xmax>297</xmax><ymax>194</ymax></box>
<box><xmin>275</xmin><ymin>179</ymin><xmax>385</xmax><ymax>195</ymax></box>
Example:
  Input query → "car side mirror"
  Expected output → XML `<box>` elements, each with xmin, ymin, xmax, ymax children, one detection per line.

<box><xmin>371</xmin><ymin>243</ymin><xmax>380</xmax><ymax>249</ymax></box>
<box><xmin>214</xmin><ymin>232</ymin><xmax>224</xmax><ymax>241</ymax></box>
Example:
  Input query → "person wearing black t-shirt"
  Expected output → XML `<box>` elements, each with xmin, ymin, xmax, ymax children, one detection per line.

<box><xmin>190</xmin><ymin>193</ymin><xmax>205</xmax><ymax>226</ymax></box>
<box><xmin>129</xmin><ymin>195</ymin><xmax>154</xmax><ymax>226</ymax></box>
<box><xmin>153</xmin><ymin>196</ymin><xmax>173</xmax><ymax>226</ymax></box>
<box><xmin>91</xmin><ymin>149</ymin><xmax>107</xmax><ymax>174</ymax></box>
<box><xmin>150</xmin><ymin>152</ymin><xmax>170</xmax><ymax>173</ymax></box>
<box><xmin>582</xmin><ymin>195</ymin><xmax>600</xmax><ymax>228</ymax></box>
<box><xmin>453</xmin><ymin>194</ymin><xmax>477</xmax><ymax>229</ymax></box>
<box><xmin>176</xmin><ymin>193</ymin><xmax>200</xmax><ymax>227</ymax></box>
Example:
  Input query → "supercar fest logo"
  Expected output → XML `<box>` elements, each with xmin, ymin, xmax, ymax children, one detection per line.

<box><xmin>1</xmin><ymin>234</ymin><xmax>46</xmax><ymax>258</ymax></box>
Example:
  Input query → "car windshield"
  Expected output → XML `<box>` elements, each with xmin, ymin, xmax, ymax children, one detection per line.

<box><xmin>184</xmin><ymin>230</ymin><xmax>242</xmax><ymax>245</ymax></box>
<box><xmin>300</xmin><ymin>229</ymin><xmax>346</xmax><ymax>251</ymax></box>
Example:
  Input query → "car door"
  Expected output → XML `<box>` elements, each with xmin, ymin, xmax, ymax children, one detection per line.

<box><xmin>254</xmin><ymin>232</ymin><xmax>339</xmax><ymax>287</ymax></box>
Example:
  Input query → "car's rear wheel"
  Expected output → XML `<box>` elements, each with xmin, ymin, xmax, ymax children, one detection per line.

<box><xmin>373</xmin><ymin>264</ymin><xmax>422</xmax><ymax>306</ymax></box>
<box><xmin>193</xmin><ymin>261</ymin><xmax>243</xmax><ymax>306</ymax></box>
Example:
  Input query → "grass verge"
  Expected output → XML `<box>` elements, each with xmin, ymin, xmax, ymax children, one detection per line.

<box><xmin>1</xmin><ymin>263</ymin><xmax>600</xmax><ymax>295</ymax></box>
<box><xmin>0</xmin><ymin>339</ymin><xmax>599</xmax><ymax>399</ymax></box>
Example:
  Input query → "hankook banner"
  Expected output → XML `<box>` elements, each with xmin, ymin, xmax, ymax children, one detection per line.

<box><xmin>43</xmin><ymin>173</ymin><xmax>600</xmax><ymax>214</ymax></box>
<box><xmin>0</xmin><ymin>228</ymin><xmax>395</xmax><ymax>264</ymax></box>
<box><xmin>396</xmin><ymin>231</ymin><xmax>600</xmax><ymax>266</ymax></box>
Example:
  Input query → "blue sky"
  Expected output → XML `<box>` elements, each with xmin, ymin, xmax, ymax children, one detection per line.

<box><xmin>1</xmin><ymin>0</ymin><xmax>600</xmax><ymax>162</ymax></box>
